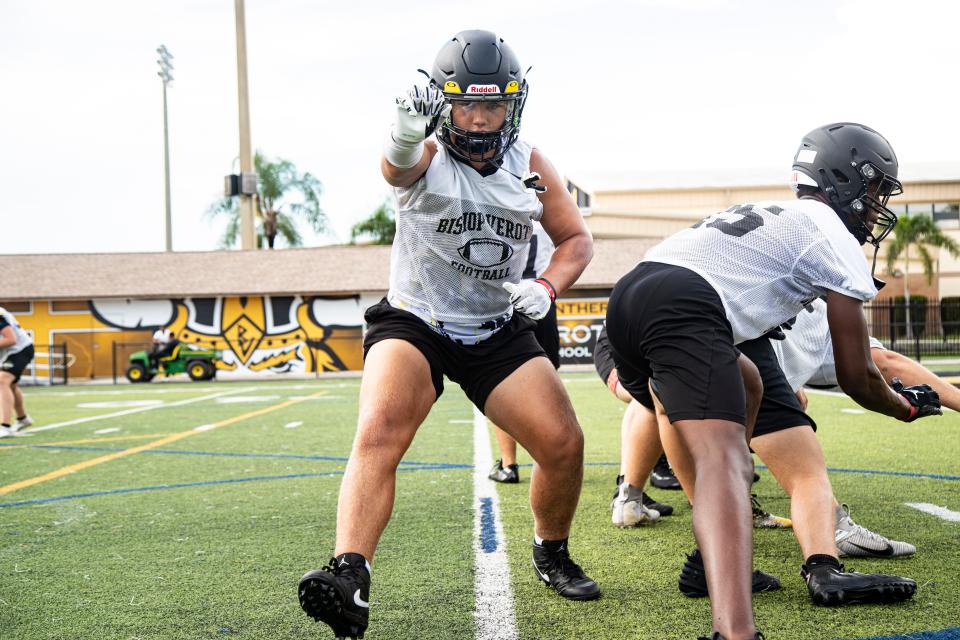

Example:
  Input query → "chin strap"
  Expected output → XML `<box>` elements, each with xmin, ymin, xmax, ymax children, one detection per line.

<box><xmin>487</xmin><ymin>158</ymin><xmax>547</xmax><ymax>193</ymax></box>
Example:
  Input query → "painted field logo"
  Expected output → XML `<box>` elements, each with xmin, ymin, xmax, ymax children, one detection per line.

<box><xmin>457</xmin><ymin>238</ymin><xmax>513</xmax><ymax>267</ymax></box>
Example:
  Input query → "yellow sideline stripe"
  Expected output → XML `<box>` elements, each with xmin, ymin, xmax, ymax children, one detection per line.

<box><xmin>0</xmin><ymin>433</ymin><xmax>167</xmax><ymax>451</ymax></box>
<box><xmin>0</xmin><ymin>391</ymin><xmax>325</xmax><ymax>496</ymax></box>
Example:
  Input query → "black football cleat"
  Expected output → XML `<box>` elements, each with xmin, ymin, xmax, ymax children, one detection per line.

<box><xmin>488</xmin><ymin>459</ymin><xmax>520</xmax><ymax>483</ymax></box>
<box><xmin>650</xmin><ymin>454</ymin><xmax>682</xmax><ymax>490</ymax></box>
<box><xmin>679</xmin><ymin>549</ymin><xmax>780</xmax><ymax>598</ymax></box>
<box><xmin>801</xmin><ymin>562</ymin><xmax>916</xmax><ymax>606</ymax></box>
<box><xmin>532</xmin><ymin>540</ymin><xmax>601</xmax><ymax>601</ymax></box>
<box><xmin>698</xmin><ymin>633</ymin><xmax>765</xmax><ymax>640</ymax></box>
<box><xmin>299</xmin><ymin>553</ymin><xmax>370</xmax><ymax>639</ymax></box>
<box><xmin>642</xmin><ymin>491</ymin><xmax>674</xmax><ymax>516</ymax></box>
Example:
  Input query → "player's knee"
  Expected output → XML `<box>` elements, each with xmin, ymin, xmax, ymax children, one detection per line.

<box><xmin>353</xmin><ymin>416</ymin><xmax>414</xmax><ymax>460</ymax></box>
<box><xmin>537</xmin><ymin>424</ymin><xmax>584</xmax><ymax>468</ymax></box>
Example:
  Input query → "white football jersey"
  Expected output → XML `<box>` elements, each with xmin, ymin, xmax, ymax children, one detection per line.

<box><xmin>644</xmin><ymin>199</ymin><xmax>877</xmax><ymax>344</ymax></box>
<box><xmin>0</xmin><ymin>307</ymin><xmax>33</xmax><ymax>362</ymax></box>
<box><xmin>389</xmin><ymin>139</ymin><xmax>543</xmax><ymax>343</ymax></box>
<box><xmin>771</xmin><ymin>297</ymin><xmax>886</xmax><ymax>391</ymax></box>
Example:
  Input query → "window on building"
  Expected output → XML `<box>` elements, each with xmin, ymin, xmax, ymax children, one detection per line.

<box><xmin>933</xmin><ymin>202</ymin><xmax>960</xmax><ymax>224</ymax></box>
<box><xmin>907</xmin><ymin>203</ymin><xmax>933</xmax><ymax>216</ymax></box>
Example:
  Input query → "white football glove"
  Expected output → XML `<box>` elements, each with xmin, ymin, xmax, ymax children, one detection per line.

<box><xmin>395</xmin><ymin>84</ymin><xmax>450</xmax><ymax>143</ymax></box>
<box><xmin>385</xmin><ymin>85</ymin><xmax>451</xmax><ymax>169</ymax></box>
<box><xmin>503</xmin><ymin>280</ymin><xmax>553</xmax><ymax>320</ymax></box>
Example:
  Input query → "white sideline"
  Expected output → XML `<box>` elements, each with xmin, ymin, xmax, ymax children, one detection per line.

<box><xmin>905</xmin><ymin>502</ymin><xmax>960</xmax><ymax>522</ymax></box>
<box><xmin>27</xmin><ymin>387</ymin><xmax>255</xmax><ymax>433</ymax></box>
<box><xmin>472</xmin><ymin>406</ymin><xmax>518</xmax><ymax>640</ymax></box>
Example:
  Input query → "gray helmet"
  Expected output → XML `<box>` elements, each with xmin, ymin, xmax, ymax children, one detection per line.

<box><xmin>428</xmin><ymin>30</ymin><xmax>527</xmax><ymax>165</ymax></box>
<box><xmin>791</xmin><ymin>122</ymin><xmax>903</xmax><ymax>248</ymax></box>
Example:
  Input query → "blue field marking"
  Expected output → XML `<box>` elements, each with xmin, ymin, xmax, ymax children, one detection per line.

<box><xmin>478</xmin><ymin>496</ymin><xmax>497</xmax><ymax>553</ymax></box>
<box><xmin>0</xmin><ymin>463</ymin><xmax>465</xmax><ymax>509</ymax></box>
<box><xmin>851</xmin><ymin>627</ymin><xmax>960</xmax><ymax>639</ymax></box>
<box><xmin>556</xmin><ymin>461</ymin><xmax>960</xmax><ymax>482</ymax></box>
<box><xmin>0</xmin><ymin>443</ymin><xmax>469</xmax><ymax>469</ymax></box>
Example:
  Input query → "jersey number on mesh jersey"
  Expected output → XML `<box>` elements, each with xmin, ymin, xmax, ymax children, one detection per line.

<box><xmin>691</xmin><ymin>204</ymin><xmax>785</xmax><ymax>238</ymax></box>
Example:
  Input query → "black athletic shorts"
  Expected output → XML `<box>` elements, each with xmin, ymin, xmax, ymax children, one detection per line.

<box><xmin>1</xmin><ymin>344</ymin><xmax>35</xmax><ymax>383</ymax></box>
<box><xmin>736</xmin><ymin>337</ymin><xmax>816</xmax><ymax>437</ymax></box>
<box><xmin>594</xmin><ymin>325</ymin><xmax>655</xmax><ymax>407</ymax></box>
<box><xmin>362</xmin><ymin>298</ymin><xmax>548</xmax><ymax>412</ymax></box>
<box><xmin>605</xmin><ymin>262</ymin><xmax>746</xmax><ymax>423</ymax></box>
<box><xmin>534</xmin><ymin>302</ymin><xmax>560</xmax><ymax>370</ymax></box>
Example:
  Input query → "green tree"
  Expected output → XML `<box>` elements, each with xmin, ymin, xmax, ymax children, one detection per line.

<box><xmin>885</xmin><ymin>212</ymin><xmax>960</xmax><ymax>338</ymax></box>
<box><xmin>207</xmin><ymin>151</ymin><xmax>328</xmax><ymax>249</ymax></box>
<box><xmin>350</xmin><ymin>200</ymin><xmax>396</xmax><ymax>245</ymax></box>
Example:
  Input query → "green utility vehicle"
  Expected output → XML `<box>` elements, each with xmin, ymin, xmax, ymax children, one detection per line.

<box><xmin>125</xmin><ymin>345</ymin><xmax>222</xmax><ymax>383</ymax></box>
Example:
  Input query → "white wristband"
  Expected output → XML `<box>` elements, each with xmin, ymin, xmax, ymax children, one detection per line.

<box><xmin>384</xmin><ymin>126</ymin><xmax>424</xmax><ymax>169</ymax></box>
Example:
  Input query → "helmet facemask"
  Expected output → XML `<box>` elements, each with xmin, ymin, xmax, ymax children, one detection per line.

<box><xmin>840</xmin><ymin>163</ymin><xmax>903</xmax><ymax>249</ymax></box>
<box><xmin>435</xmin><ymin>88</ymin><xmax>527</xmax><ymax>166</ymax></box>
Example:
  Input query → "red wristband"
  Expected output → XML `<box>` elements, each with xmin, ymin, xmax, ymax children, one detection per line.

<box><xmin>898</xmin><ymin>395</ymin><xmax>918</xmax><ymax>422</ymax></box>
<box><xmin>534</xmin><ymin>277</ymin><xmax>556</xmax><ymax>302</ymax></box>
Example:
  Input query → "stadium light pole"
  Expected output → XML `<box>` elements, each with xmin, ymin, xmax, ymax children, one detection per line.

<box><xmin>156</xmin><ymin>45</ymin><xmax>174</xmax><ymax>252</ymax></box>
<box><xmin>234</xmin><ymin>0</ymin><xmax>256</xmax><ymax>250</ymax></box>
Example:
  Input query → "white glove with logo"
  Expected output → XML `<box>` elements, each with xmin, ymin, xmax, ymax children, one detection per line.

<box><xmin>503</xmin><ymin>279</ymin><xmax>553</xmax><ymax>320</ymax></box>
<box><xmin>385</xmin><ymin>85</ymin><xmax>451</xmax><ymax>169</ymax></box>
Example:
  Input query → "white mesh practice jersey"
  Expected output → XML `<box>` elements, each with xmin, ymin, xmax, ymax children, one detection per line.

<box><xmin>389</xmin><ymin>139</ymin><xmax>543</xmax><ymax>342</ymax></box>
<box><xmin>771</xmin><ymin>297</ymin><xmax>885</xmax><ymax>391</ymax></box>
<box><xmin>0</xmin><ymin>307</ymin><xmax>33</xmax><ymax>362</ymax></box>
<box><xmin>644</xmin><ymin>199</ymin><xmax>878</xmax><ymax>344</ymax></box>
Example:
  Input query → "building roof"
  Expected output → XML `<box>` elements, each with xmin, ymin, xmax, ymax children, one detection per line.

<box><xmin>0</xmin><ymin>239</ymin><xmax>657</xmax><ymax>301</ymax></box>
<box><xmin>573</xmin><ymin>161</ymin><xmax>960</xmax><ymax>193</ymax></box>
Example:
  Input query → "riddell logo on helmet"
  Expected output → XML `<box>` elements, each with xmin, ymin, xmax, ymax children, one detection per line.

<box><xmin>466</xmin><ymin>85</ymin><xmax>500</xmax><ymax>94</ymax></box>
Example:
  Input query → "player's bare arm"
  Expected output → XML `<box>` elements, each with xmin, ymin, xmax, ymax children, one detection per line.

<box><xmin>531</xmin><ymin>148</ymin><xmax>593</xmax><ymax>294</ymax></box>
<box><xmin>0</xmin><ymin>326</ymin><xmax>16</xmax><ymax>349</ymax></box>
<box><xmin>827</xmin><ymin>290</ymin><xmax>911</xmax><ymax>419</ymax></box>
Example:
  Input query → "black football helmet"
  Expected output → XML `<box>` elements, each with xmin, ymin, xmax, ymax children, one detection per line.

<box><xmin>791</xmin><ymin>122</ymin><xmax>903</xmax><ymax>248</ymax></box>
<box><xmin>428</xmin><ymin>30</ymin><xmax>528</xmax><ymax>165</ymax></box>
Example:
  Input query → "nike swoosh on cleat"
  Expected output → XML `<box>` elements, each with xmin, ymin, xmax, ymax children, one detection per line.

<box><xmin>847</xmin><ymin>541</ymin><xmax>895</xmax><ymax>556</ymax></box>
<box><xmin>353</xmin><ymin>589</ymin><xmax>369</xmax><ymax>608</ymax></box>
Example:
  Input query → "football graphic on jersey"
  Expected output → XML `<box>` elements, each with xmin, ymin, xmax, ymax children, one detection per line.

<box><xmin>457</xmin><ymin>238</ymin><xmax>514</xmax><ymax>267</ymax></box>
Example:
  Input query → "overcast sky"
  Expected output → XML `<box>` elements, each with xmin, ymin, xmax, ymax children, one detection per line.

<box><xmin>2</xmin><ymin>0</ymin><xmax>957</xmax><ymax>255</ymax></box>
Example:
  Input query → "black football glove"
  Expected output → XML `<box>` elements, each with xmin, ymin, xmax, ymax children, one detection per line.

<box><xmin>763</xmin><ymin>315</ymin><xmax>798</xmax><ymax>341</ymax></box>
<box><xmin>891</xmin><ymin>377</ymin><xmax>942</xmax><ymax>422</ymax></box>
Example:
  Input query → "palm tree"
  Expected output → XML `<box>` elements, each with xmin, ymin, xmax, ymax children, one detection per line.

<box><xmin>350</xmin><ymin>200</ymin><xmax>396</xmax><ymax>245</ymax></box>
<box><xmin>885</xmin><ymin>212</ymin><xmax>960</xmax><ymax>339</ymax></box>
<box><xmin>207</xmin><ymin>151</ymin><xmax>328</xmax><ymax>249</ymax></box>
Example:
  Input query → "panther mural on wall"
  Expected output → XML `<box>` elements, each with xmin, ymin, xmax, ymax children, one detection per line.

<box><xmin>90</xmin><ymin>295</ymin><xmax>372</xmax><ymax>375</ymax></box>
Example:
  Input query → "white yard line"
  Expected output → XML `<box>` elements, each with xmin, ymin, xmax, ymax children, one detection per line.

<box><xmin>28</xmin><ymin>387</ymin><xmax>256</xmax><ymax>433</ymax></box>
<box><xmin>472</xmin><ymin>407</ymin><xmax>518</xmax><ymax>640</ymax></box>
<box><xmin>905</xmin><ymin>502</ymin><xmax>960</xmax><ymax>522</ymax></box>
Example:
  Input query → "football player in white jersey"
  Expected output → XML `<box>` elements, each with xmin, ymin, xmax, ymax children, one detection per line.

<box><xmin>0</xmin><ymin>307</ymin><xmax>35</xmax><ymax>437</ymax></box>
<box><xmin>605</xmin><ymin>123</ymin><xmax>942</xmax><ymax>640</ymax></box>
<box><xmin>298</xmin><ymin>31</ymin><xmax>596</xmax><ymax>638</ymax></box>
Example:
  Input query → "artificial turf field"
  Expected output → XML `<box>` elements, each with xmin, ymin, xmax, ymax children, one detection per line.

<box><xmin>1</xmin><ymin>374</ymin><xmax>958</xmax><ymax>640</ymax></box>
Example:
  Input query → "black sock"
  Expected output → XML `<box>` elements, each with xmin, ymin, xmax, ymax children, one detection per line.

<box><xmin>1</xmin><ymin>423</ymin><xmax>10</xmax><ymax>429</ymax></box>
<box><xmin>804</xmin><ymin>554</ymin><xmax>840</xmax><ymax>570</ymax></box>
<box><xmin>535</xmin><ymin>537</ymin><xmax>568</xmax><ymax>551</ymax></box>
<box><xmin>16</xmin><ymin>415</ymin><xmax>26</xmax><ymax>421</ymax></box>
<box><xmin>335</xmin><ymin>552</ymin><xmax>370</xmax><ymax>574</ymax></box>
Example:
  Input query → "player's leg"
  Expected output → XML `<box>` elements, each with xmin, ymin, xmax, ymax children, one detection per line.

<box><xmin>334</xmin><ymin>338</ymin><xmax>436</xmax><ymax>560</ymax></box>
<box><xmin>0</xmin><ymin>371</ymin><xmax>14</xmax><ymax>432</ymax></box>
<box><xmin>485</xmin><ymin>356</ymin><xmax>599</xmax><ymax>600</ymax></box>
<box><xmin>488</xmin><ymin>425</ymin><xmax>520</xmax><ymax>483</ymax></box>
<box><xmin>299</xmin><ymin>338</ymin><xmax>435</xmax><ymax>637</ymax></box>
<box><xmin>750</xmin><ymin>427</ymin><xmax>834</xmax><ymax>557</ymax></box>
<box><xmin>871</xmin><ymin>347</ymin><xmax>960</xmax><ymax>411</ymax></box>
<box><xmin>612</xmin><ymin>400</ymin><xmax>665</xmax><ymax>526</ymax></box>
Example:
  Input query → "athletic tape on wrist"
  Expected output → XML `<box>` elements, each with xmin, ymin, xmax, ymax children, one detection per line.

<box><xmin>383</xmin><ymin>128</ymin><xmax>423</xmax><ymax>169</ymax></box>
